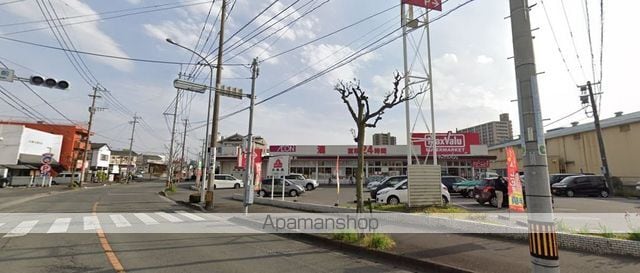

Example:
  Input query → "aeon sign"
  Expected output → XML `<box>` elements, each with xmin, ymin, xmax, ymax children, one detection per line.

<box><xmin>269</xmin><ymin>145</ymin><xmax>297</xmax><ymax>153</ymax></box>
<box><xmin>411</xmin><ymin>132</ymin><xmax>480</xmax><ymax>155</ymax></box>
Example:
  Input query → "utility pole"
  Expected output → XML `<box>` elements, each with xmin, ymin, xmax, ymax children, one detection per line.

<box><xmin>80</xmin><ymin>86</ymin><xmax>100</xmax><ymax>186</ymax></box>
<box><xmin>508</xmin><ymin>0</ymin><xmax>559</xmax><ymax>272</ymax></box>
<box><xmin>580</xmin><ymin>81</ymin><xmax>613</xmax><ymax>194</ymax></box>
<box><xmin>166</xmin><ymin>87</ymin><xmax>181</xmax><ymax>187</ymax></box>
<box><xmin>180</xmin><ymin>119</ymin><xmax>188</xmax><ymax>183</ymax></box>
<box><xmin>243</xmin><ymin>57</ymin><xmax>259</xmax><ymax>214</ymax></box>
<box><xmin>126</xmin><ymin>114</ymin><xmax>140</xmax><ymax>184</ymax></box>
<box><xmin>206</xmin><ymin>0</ymin><xmax>227</xmax><ymax>210</ymax></box>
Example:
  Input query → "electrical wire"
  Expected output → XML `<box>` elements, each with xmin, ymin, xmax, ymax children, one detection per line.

<box><xmin>539</xmin><ymin>0</ymin><xmax>578</xmax><ymax>86</ymax></box>
<box><xmin>560</xmin><ymin>0</ymin><xmax>588</xmax><ymax>82</ymax></box>
<box><xmin>583</xmin><ymin>0</ymin><xmax>597</xmax><ymax>83</ymax></box>
<box><xmin>544</xmin><ymin>106</ymin><xmax>588</xmax><ymax>128</ymax></box>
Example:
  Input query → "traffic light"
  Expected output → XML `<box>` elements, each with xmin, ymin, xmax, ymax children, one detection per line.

<box><xmin>30</xmin><ymin>76</ymin><xmax>69</xmax><ymax>90</ymax></box>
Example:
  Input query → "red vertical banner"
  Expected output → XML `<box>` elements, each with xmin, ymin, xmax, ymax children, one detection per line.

<box><xmin>253</xmin><ymin>149</ymin><xmax>262</xmax><ymax>190</ymax></box>
<box><xmin>506</xmin><ymin>147</ymin><xmax>525</xmax><ymax>212</ymax></box>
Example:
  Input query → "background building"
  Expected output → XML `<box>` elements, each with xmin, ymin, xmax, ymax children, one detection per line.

<box><xmin>88</xmin><ymin>143</ymin><xmax>111</xmax><ymax>172</ymax></box>
<box><xmin>459</xmin><ymin>113</ymin><xmax>513</xmax><ymax>146</ymax></box>
<box><xmin>0</xmin><ymin>124</ymin><xmax>63</xmax><ymax>177</ymax></box>
<box><xmin>488</xmin><ymin>111</ymin><xmax>640</xmax><ymax>189</ymax></box>
<box><xmin>372</xmin><ymin>132</ymin><xmax>397</xmax><ymax>145</ymax></box>
<box><xmin>0</xmin><ymin>121</ymin><xmax>89</xmax><ymax>171</ymax></box>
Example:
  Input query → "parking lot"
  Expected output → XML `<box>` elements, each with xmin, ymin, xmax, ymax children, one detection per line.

<box><xmin>210</xmin><ymin>182</ymin><xmax>640</xmax><ymax>213</ymax></box>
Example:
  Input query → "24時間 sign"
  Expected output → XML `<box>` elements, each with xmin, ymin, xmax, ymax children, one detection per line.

<box><xmin>411</xmin><ymin>132</ymin><xmax>480</xmax><ymax>155</ymax></box>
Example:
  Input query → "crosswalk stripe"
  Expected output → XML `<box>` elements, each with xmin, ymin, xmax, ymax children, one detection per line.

<box><xmin>109</xmin><ymin>214</ymin><xmax>131</xmax><ymax>228</ymax></box>
<box><xmin>134</xmin><ymin>213</ymin><xmax>159</xmax><ymax>225</ymax></box>
<box><xmin>0</xmin><ymin>223</ymin><xmax>4</xmax><ymax>228</ymax></box>
<box><xmin>155</xmin><ymin>212</ymin><xmax>183</xmax><ymax>223</ymax></box>
<box><xmin>83</xmin><ymin>216</ymin><xmax>101</xmax><ymax>230</ymax></box>
<box><xmin>4</xmin><ymin>220</ymin><xmax>39</xmax><ymax>238</ymax></box>
<box><xmin>47</xmin><ymin>218</ymin><xmax>71</xmax><ymax>233</ymax></box>
<box><xmin>176</xmin><ymin>211</ymin><xmax>206</xmax><ymax>221</ymax></box>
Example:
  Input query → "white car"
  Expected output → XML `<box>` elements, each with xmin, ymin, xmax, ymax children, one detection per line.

<box><xmin>212</xmin><ymin>174</ymin><xmax>243</xmax><ymax>189</ymax></box>
<box><xmin>284</xmin><ymin>173</ymin><xmax>319</xmax><ymax>191</ymax></box>
<box><xmin>376</xmin><ymin>180</ymin><xmax>451</xmax><ymax>205</ymax></box>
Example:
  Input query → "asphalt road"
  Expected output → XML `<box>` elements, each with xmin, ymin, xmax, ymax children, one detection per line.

<box><xmin>0</xmin><ymin>182</ymin><xmax>413</xmax><ymax>273</ymax></box>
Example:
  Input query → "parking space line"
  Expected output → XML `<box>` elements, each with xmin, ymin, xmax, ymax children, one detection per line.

<box><xmin>47</xmin><ymin>218</ymin><xmax>71</xmax><ymax>233</ymax></box>
<box><xmin>4</xmin><ymin>220</ymin><xmax>38</xmax><ymax>238</ymax></box>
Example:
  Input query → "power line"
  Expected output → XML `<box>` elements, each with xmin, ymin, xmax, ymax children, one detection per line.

<box><xmin>0</xmin><ymin>35</ymin><xmax>246</xmax><ymax>66</ymax></box>
<box><xmin>0</xmin><ymin>0</ymin><xmax>25</xmax><ymax>6</ymax></box>
<box><xmin>583</xmin><ymin>0</ymin><xmax>597</xmax><ymax>83</ymax></box>
<box><xmin>2</xmin><ymin>0</ymin><xmax>212</xmax><ymax>34</ymax></box>
<box><xmin>183</xmin><ymin>0</ymin><xmax>217</xmax><ymax>78</ymax></box>
<box><xmin>560</xmin><ymin>0</ymin><xmax>588</xmax><ymax>82</ymax></box>
<box><xmin>539</xmin><ymin>0</ymin><xmax>578</xmax><ymax>86</ymax></box>
<box><xmin>544</xmin><ymin>106</ymin><xmax>588</xmax><ymax>128</ymax></box>
<box><xmin>192</xmin><ymin>0</ymin><xmax>474</xmax><ymax>129</ymax></box>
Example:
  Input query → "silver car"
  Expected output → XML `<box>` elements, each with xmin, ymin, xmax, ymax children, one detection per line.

<box><xmin>284</xmin><ymin>173</ymin><xmax>319</xmax><ymax>191</ymax></box>
<box><xmin>258</xmin><ymin>178</ymin><xmax>305</xmax><ymax>197</ymax></box>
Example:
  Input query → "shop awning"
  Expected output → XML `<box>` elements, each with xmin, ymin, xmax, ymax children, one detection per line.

<box><xmin>0</xmin><ymin>164</ymin><xmax>38</xmax><ymax>170</ymax></box>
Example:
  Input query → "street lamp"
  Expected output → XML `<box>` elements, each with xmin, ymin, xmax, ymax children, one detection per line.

<box><xmin>166</xmin><ymin>38</ymin><xmax>215</xmax><ymax>203</ymax></box>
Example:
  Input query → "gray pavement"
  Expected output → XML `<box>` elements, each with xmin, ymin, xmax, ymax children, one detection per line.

<box><xmin>0</xmin><ymin>181</ymin><xmax>414</xmax><ymax>273</ymax></box>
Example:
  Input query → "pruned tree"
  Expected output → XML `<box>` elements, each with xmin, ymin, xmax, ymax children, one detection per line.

<box><xmin>335</xmin><ymin>72</ymin><xmax>423</xmax><ymax>212</ymax></box>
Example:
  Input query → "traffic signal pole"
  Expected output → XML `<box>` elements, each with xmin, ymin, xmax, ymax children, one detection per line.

<box><xmin>508</xmin><ymin>0</ymin><xmax>560</xmax><ymax>271</ymax></box>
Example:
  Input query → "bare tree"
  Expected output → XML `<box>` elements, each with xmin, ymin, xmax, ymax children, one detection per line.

<box><xmin>335</xmin><ymin>72</ymin><xmax>423</xmax><ymax>212</ymax></box>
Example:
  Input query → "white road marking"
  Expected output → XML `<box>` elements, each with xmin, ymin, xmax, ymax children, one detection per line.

<box><xmin>155</xmin><ymin>212</ymin><xmax>183</xmax><ymax>223</ymax></box>
<box><xmin>176</xmin><ymin>211</ymin><xmax>205</xmax><ymax>221</ymax></box>
<box><xmin>4</xmin><ymin>220</ymin><xmax>39</xmax><ymax>238</ymax></box>
<box><xmin>47</xmin><ymin>218</ymin><xmax>71</xmax><ymax>233</ymax></box>
<box><xmin>109</xmin><ymin>214</ymin><xmax>131</xmax><ymax>228</ymax></box>
<box><xmin>83</xmin><ymin>216</ymin><xmax>101</xmax><ymax>230</ymax></box>
<box><xmin>134</xmin><ymin>213</ymin><xmax>159</xmax><ymax>225</ymax></box>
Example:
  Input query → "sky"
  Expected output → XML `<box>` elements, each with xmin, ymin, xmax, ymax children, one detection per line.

<box><xmin>0</xmin><ymin>0</ymin><xmax>638</xmax><ymax>160</ymax></box>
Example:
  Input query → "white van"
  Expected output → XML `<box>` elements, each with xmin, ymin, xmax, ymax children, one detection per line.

<box><xmin>52</xmin><ymin>172</ymin><xmax>81</xmax><ymax>185</ymax></box>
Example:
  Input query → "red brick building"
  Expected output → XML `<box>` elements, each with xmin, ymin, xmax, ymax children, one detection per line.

<box><xmin>0</xmin><ymin>121</ymin><xmax>89</xmax><ymax>171</ymax></box>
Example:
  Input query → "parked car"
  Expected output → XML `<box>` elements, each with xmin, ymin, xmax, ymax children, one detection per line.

<box><xmin>441</xmin><ymin>176</ymin><xmax>467</xmax><ymax>192</ymax></box>
<box><xmin>479</xmin><ymin>172</ymin><xmax>499</xmax><ymax>179</ymax></box>
<box><xmin>284</xmin><ymin>173</ymin><xmax>319</xmax><ymax>191</ymax></box>
<box><xmin>212</xmin><ymin>174</ymin><xmax>243</xmax><ymax>189</ymax></box>
<box><xmin>549</xmin><ymin>173</ymin><xmax>580</xmax><ymax>185</ymax></box>
<box><xmin>52</xmin><ymin>172</ymin><xmax>81</xmax><ymax>185</ymax></box>
<box><xmin>257</xmin><ymin>178</ymin><xmax>305</xmax><ymax>197</ymax></box>
<box><xmin>365</xmin><ymin>175</ymin><xmax>385</xmax><ymax>186</ymax></box>
<box><xmin>551</xmin><ymin>175</ymin><xmax>609</xmax><ymax>197</ymax></box>
<box><xmin>452</xmin><ymin>179</ymin><xmax>483</xmax><ymax>197</ymax></box>
<box><xmin>0</xmin><ymin>177</ymin><xmax>8</xmax><ymax>188</ymax></box>
<box><xmin>376</xmin><ymin>180</ymin><xmax>450</xmax><ymax>205</ymax></box>
<box><xmin>473</xmin><ymin>178</ymin><xmax>527</xmax><ymax>208</ymax></box>
<box><xmin>370</xmin><ymin>175</ymin><xmax>407</xmax><ymax>199</ymax></box>
<box><xmin>636</xmin><ymin>181</ymin><xmax>640</xmax><ymax>194</ymax></box>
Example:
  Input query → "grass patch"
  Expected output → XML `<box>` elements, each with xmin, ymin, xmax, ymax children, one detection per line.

<box><xmin>628</xmin><ymin>229</ymin><xmax>640</xmax><ymax>241</ymax></box>
<box><xmin>361</xmin><ymin>233</ymin><xmax>396</xmax><ymax>250</ymax></box>
<box><xmin>424</xmin><ymin>205</ymin><xmax>468</xmax><ymax>214</ymax></box>
<box><xmin>331</xmin><ymin>230</ymin><xmax>360</xmax><ymax>243</ymax></box>
<box><xmin>164</xmin><ymin>185</ymin><xmax>177</xmax><ymax>193</ymax></box>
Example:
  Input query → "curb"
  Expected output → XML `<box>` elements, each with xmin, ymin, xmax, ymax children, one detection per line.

<box><xmin>284</xmin><ymin>232</ymin><xmax>473</xmax><ymax>273</ymax></box>
<box><xmin>158</xmin><ymin>191</ymin><xmax>206</xmax><ymax>212</ymax></box>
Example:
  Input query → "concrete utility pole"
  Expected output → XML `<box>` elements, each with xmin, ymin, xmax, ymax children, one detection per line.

<box><xmin>508</xmin><ymin>0</ymin><xmax>560</xmax><ymax>272</ymax></box>
<box><xmin>581</xmin><ymin>81</ymin><xmax>613</xmax><ymax>194</ymax></box>
<box><xmin>206</xmin><ymin>0</ymin><xmax>227</xmax><ymax>210</ymax></box>
<box><xmin>166</xmin><ymin>86</ymin><xmax>181</xmax><ymax>187</ymax></box>
<box><xmin>243</xmin><ymin>57</ymin><xmax>259</xmax><ymax>214</ymax></box>
<box><xmin>80</xmin><ymin>86</ymin><xmax>100</xmax><ymax>186</ymax></box>
<box><xmin>126</xmin><ymin>114</ymin><xmax>140</xmax><ymax>184</ymax></box>
<box><xmin>180</xmin><ymin>118</ymin><xmax>188</xmax><ymax>183</ymax></box>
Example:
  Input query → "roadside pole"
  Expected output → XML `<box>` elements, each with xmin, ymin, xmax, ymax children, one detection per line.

<box><xmin>243</xmin><ymin>57</ymin><xmax>259</xmax><ymax>214</ymax></box>
<box><xmin>167</xmin><ymin>88</ymin><xmax>180</xmax><ymax>187</ymax></box>
<box><xmin>271</xmin><ymin>176</ymin><xmax>275</xmax><ymax>200</ymax></box>
<box><xmin>508</xmin><ymin>0</ymin><xmax>560</xmax><ymax>271</ymax></box>
<box><xmin>580</xmin><ymin>81</ymin><xmax>613</xmax><ymax>194</ymax></box>
<box><xmin>180</xmin><ymin>119</ymin><xmax>188</xmax><ymax>183</ymax></box>
<box><xmin>125</xmin><ymin>114</ymin><xmax>140</xmax><ymax>184</ymax></box>
<box><xmin>80</xmin><ymin>86</ymin><xmax>100</xmax><ymax>186</ymax></box>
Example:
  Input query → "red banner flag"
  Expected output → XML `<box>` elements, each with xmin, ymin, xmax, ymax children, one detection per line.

<box><xmin>506</xmin><ymin>147</ymin><xmax>525</xmax><ymax>212</ymax></box>
<box><xmin>402</xmin><ymin>0</ymin><xmax>442</xmax><ymax>11</ymax></box>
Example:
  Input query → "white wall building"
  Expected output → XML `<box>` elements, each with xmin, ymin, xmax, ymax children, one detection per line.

<box><xmin>0</xmin><ymin>124</ymin><xmax>63</xmax><ymax>175</ymax></box>
<box><xmin>89</xmin><ymin>143</ymin><xmax>111</xmax><ymax>170</ymax></box>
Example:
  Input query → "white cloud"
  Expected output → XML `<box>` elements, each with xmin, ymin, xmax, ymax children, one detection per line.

<box><xmin>2</xmin><ymin>0</ymin><xmax>133</xmax><ymax>71</ymax></box>
<box><xmin>476</xmin><ymin>55</ymin><xmax>494</xmax><ymax>64</ymax></box>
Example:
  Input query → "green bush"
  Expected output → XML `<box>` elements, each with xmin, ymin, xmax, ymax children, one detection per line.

<box><xmin>628</xmin><ymin>229</ymin><xmax>640</xmax><ymax>241</ymax></box>
<box><xmin>331</xmin><ymin>230</ymin><xmax>359</xmax><ymax>243</ymax></box>
<box><xmin>164</xmin><ymin>185</ymin><xmax>177</xmax><ymax>193</ymax></box>
<box><xmin>361</xmin><ymin>233</ymin><xmax>396</xmax><ymax>250</ymax></box>
<box><xmin>597</xmin><ymin>223</ymin><xmax>615</xmax><ymax>238</ymax></box>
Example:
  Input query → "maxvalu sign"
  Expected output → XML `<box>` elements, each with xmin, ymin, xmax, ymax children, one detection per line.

<box><xmin>411</xmin><ymin>132</ymin><xmax>480</xmax><ymax>155</ymax></box>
